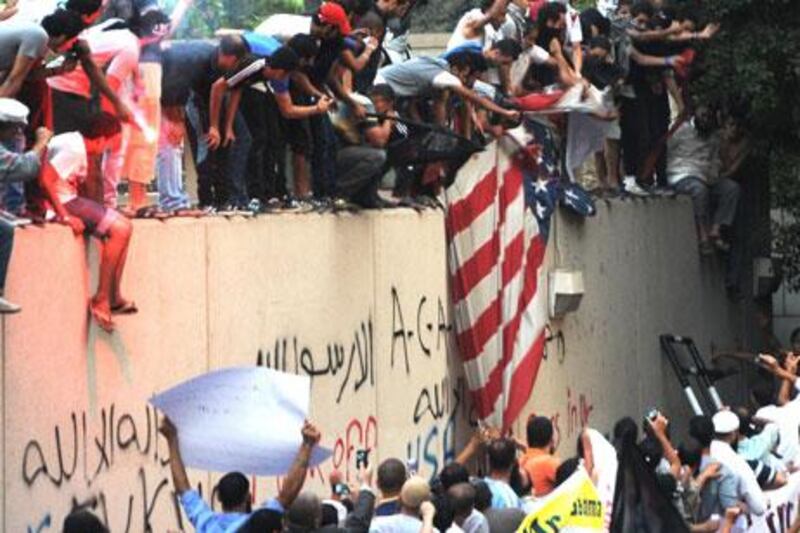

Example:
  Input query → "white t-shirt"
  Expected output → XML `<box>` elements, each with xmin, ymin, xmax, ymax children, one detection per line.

<box><xmin>46</xmin><ymin>132</ymin><xmax>87</xmax><ymax>203</ymax></box>
<box><xmin>596</xmin><ymin>0</ymin><xmax>619</xmax><ymax>18</ymax></box>
<box><xmin>369</xmin><ymin>514</ymin><xmax>439</xmax><ymax>533</ymax></box>
<box><xmin>254</xmin><ymin>14</ymin><xmax>312</xmax><ymax>42</ymax></box>
<box><xmin>510</xmin><ymin>45</ymin><xmax>552</xmax><ymax>88</ymax></box>
<box><xmin>549</xmin><ymin>1</ymin><xmax>583</xmax><ymax>43</ymax></box>
<box><xmin>446</xmin><ymin>8</ymin><xmax>506</xmax><ymax>51</ymax></box>
<box><xmin>48</xmin><ymin>24</ymin><xmax>140</xmax><ymax>98</ymax></box>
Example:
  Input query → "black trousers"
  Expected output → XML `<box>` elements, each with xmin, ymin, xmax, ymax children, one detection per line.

<box><xmin>241</xmin><ymin>87</ymin><xmax>287</xmax><ymax>200</ymax></box>
<box><xmin>620</xmin><ymin>88</ymin><xmax>670</xmax><ymax>186</ymax></box>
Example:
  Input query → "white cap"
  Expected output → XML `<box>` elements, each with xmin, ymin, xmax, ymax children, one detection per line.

<box><xmin>0</xmin><ymin>98</ymin><xmax>29</xmax><ymax>125</ymax></box>
<box><xmin>712</xmin><ymin>410</ymin><xmax>740</xmax><ymax>434</ymax></box>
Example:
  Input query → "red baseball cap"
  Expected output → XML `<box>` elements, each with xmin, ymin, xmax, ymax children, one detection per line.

<box><xmin>317</xmin><ymin>2</ymin><xmax>352</xmax><ymax>35</ymax></box>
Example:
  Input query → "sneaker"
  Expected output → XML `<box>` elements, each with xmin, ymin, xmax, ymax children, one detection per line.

<box><xmin>247</xmin><ymin>198</ymin><xmax>264</xmax><ymax>214</ymax></box>
<box><xmin>0</xmin><ymin>296</ymin><xmax>21</xmax><ymax>314</ymax></box>
<box><xmin>622</xmin><ymin>176</ymin><xmax>650</xmax><ymax>197</ymax></box>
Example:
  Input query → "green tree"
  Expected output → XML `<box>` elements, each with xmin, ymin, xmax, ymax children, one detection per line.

<box><xmin>691</xmin><ymin>0</ymin><xmax>800</xmax><ymax>289</ymax></box>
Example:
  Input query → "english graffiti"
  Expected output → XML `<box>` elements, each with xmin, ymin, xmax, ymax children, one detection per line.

<box><xmin>390</xmin><ymin>287</ymin><xmax>453</xmax><ymax>375</ymax></box>
<box><xmin>21</xmin><ymin>404</ymin><xmax>184</xmax><ymax>532</ymax></box>
<box><xmin>407</xmin><ymin>376</ymin><xmax>474</xmax><ymax>479</ymax></box>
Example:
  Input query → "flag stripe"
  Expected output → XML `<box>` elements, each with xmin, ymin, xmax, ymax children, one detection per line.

<box><xmin>446</xmin><ymin>128</ymin><xmax>550</xmax><ymax>430</ymax></box>
<box><xmin>447</xmin><ymin>167</ymin><xmax>497</xmax><ymax>238</ymax></box>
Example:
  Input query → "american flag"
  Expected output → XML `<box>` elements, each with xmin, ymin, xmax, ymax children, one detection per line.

<box><xmin>444</xmin><ymin>128</ymin><xmax>553</xmax><ymax>429</ymax></box>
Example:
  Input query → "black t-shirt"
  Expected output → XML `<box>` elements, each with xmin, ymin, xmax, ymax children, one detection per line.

<box><xmin>160</xmin><ymin>40</ymin><xmax>222</xmax><ymax>106</ymax></box>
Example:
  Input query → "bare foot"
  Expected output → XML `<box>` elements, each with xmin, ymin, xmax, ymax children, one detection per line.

<box><xmin>90</xmin><ymin>299</ymin><xmax>115</xmax><ymax>332</ymax></box>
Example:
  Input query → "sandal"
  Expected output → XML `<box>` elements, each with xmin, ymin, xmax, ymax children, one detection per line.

<box><xmin>111</xmin><ymin>300</ymin><xmax>138</xmax><ymax>315</ymax></box>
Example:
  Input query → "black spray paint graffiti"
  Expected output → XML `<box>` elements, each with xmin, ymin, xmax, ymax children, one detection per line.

<box><xmin>21</xmin><ymin>405</ymin><xmax>186</xmax><ymax>532</ymax></box>
<box><xmin>256</xmin><ymin>318</ymin><xmax>375</xmax><ymax>404</ymax></box>
<box><xmin>390</xmin><ymin>287</ymin><xmax>453</xmax><ymax>375</ymax></box>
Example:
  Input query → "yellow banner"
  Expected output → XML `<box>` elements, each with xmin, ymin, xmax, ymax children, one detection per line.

<box><xmin>517</xmin><ymin>466</ymin><xmax>605</xmax><ymax>533</ymax></box>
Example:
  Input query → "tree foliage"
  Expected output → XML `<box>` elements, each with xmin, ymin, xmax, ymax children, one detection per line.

<box><xmin>690</xmin><ymin>0</ymin><xmax>800</xmax><ymax>289</ymax></box>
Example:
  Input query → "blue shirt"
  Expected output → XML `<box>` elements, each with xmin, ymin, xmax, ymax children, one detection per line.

<box><xmin>441</xmin><ymin>41</ymin><xmax>483</xmax><ymax>60</ymax></box>
<box><xmin>482</xmin><ymin>478</ymin><xmax>521</xmax><ymax>510</ymax></box>
<box><xmin>242</xmin><ymin>32</ymin><xmax>282</xmax><ymax>58</ymax></box>
<box><xmin>179</xmin><ymin>489</ymin><xmax>284</xmax><ymax>533</ymax></box>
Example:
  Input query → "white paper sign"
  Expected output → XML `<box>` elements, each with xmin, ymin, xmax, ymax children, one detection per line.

<box><xmin>150</xmin><ymin>367</ymin><xmax>332</xmax><ymax>476</ymax></box>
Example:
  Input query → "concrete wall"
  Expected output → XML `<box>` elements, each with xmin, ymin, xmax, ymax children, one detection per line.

<box><xmin>0</xmin><ymin>182</ymin><xmax>743</xmax><ymax>530</ymax></box>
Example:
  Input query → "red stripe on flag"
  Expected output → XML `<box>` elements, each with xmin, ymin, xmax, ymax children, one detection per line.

<box><xmin>501</xmin><ymin>232</ymin><xmax>525</xmax><ymax>286</ymax></box>
<box><xmin>502</xmin><ymin>330</ymin><xmax>547</xmax><ymax>429</ymax></box>
<box><xmin>497</xmin><ymin>164</ymin><xmax>522</xmax><ymax>227</ymax></box>
<box><xmin>502</xmin><ymin>235</ymin><xmax>545</xmax><ymax>366</ymax></box>
<box><xmin>447</xmin><ymin>167</ymin><xmax>497</xmax><ymax>237</ymax></box>
<box><xmin>456</xmin><ymin>296</ymin><xmax>502</xmax><ymax>362</ymax></box>
<box><xmin>476</xmin><ymin>235</ymin><xmax>545</xmax><ymax>418</ymax></box>
<box><xmin>450</xmin><ymin>232</ymin><xmax>500</xmax><ymax>303</ymax></box>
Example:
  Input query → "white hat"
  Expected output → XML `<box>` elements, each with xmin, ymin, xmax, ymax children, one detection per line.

<box><xmin>0</xmin><ymin>98</ymin><xmax>29</xmax><ymax>125</ymax></box>
<box><xmin>712</xmin><ymin>410</ymin><xmax>740</xmax><ymax>434</ymax></box>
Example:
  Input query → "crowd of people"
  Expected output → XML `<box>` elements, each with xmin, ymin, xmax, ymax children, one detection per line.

<box><xmin>0</xmin><ymin>0</ymin><xmax>738</xmax><ymax>323</ymax></box>
<box><xmin>58</xmin><ymin>342</ymin><xmax>800</xmax><ymax>532</ymax></box>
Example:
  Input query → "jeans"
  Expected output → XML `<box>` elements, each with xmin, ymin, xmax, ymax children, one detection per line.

<box><xmin>0</xmin><ymin>219</ymin><xmax>14</xmax><ymax>291</ymax></box>
<box><xmin>157</xmin><ymin>144</ymin><xmax>190</xmax><ymax>210</ymax></box>
<box><xmin>185</xmin><ymin>98</ymin><xmax>252</xmax><ymax>208</ymax></box>
<box><xmin>227</xmin><ymin>111</ymin><xmax>252</xmax><ymax>207</ymax></box>
<box><xmin>674</xmin><ymin>176</ymin><xmax>740</xmax><ymax>228</ymax></box>
<box><xmin>336</xmin><ymin>145</ymin><xmax>387</xmax><ymax>207</ymax></box>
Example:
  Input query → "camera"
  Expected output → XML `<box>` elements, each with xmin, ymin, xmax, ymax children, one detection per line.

<box><xmin>645</xmin><ymin>408</ymin><xmax>660</xmax><ymax>423</ymax></box>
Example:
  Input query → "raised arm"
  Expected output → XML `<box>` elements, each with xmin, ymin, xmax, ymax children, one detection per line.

<box><xmin>647</xmin><ymin>414</ymin><xmax>681</xmax><ymax>479</ymax></box>
<box><xmin>463</xmin><ymin>0</ymin><xmax>506</xmax><ymax>37</ymax></box>
<box><xmin>339</xmin><ymin>38</ymin><xmax>380</xmax><ymax>73</ymax></box>
<box><xmin>758</xmin><ymin>354</ymin><xmax>798</xmax><ymax>406</ymax></box>
<box><xmin>276</xmin><ymin>420</ymin><xmax>321</xmax><ymax>509</ymax></box>
<box><xmin>159</xmin><ymin>416</ymin><xmax>191</xmax><ymax>494</ymax></box>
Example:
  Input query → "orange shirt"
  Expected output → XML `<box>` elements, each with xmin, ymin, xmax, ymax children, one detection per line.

<box><xmin>520</xmin><ymin>448</ymin><xmax>560</xmax><ymax>497</ymax></box>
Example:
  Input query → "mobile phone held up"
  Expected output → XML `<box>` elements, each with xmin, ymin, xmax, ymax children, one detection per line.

<box><xmin>356</xmin><ymin>449</ymin><xmax>370</xmax><ymax>470</ymax></box>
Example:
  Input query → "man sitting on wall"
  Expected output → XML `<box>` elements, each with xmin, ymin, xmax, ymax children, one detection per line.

<box><xmin>38</xmin><ymin>113</ymin><xmax>134</xmax><ymax>332</ymax></box>
<box><xmin>159</xmin><ymin>415</ymin><xmax>321</xmax><ymax>532</ymax></box>
<box><xmin>667</xmin><ymin>108</ymin><xmax>740</xmax><ymax>256</ymax></box>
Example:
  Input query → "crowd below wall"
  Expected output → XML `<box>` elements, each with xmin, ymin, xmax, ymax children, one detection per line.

<box><xmin>0</xmin><ymin>0</ymin><xmax>776</xmax><ymax>530</ymax></box>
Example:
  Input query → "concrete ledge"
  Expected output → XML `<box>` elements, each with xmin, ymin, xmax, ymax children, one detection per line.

<box><xmin>0</xmin><ymin>195</ymin><xmax>740</xmax><ymax>530</ymax></box>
